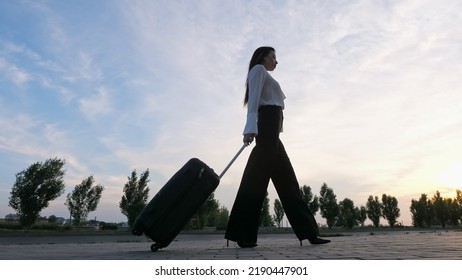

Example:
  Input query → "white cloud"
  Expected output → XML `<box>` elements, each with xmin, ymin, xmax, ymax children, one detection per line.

<box><xmin>78</xmin><ymin>87</ymin><xmax>113</xmax><ymax>119</ymax></box>
<box><xmin>65</xmin><ymin>52</ymin><xmax>103</xmax><ymax>83</ymax></box>
<box><xmin>0</xmin><ymin>57</ymin><xmax>31</xmax><ymax>86</ymax></box>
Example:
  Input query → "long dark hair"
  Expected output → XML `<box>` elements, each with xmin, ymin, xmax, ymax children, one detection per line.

<box><xmin>244</xmin><ymin>46</ymin><xmax>275</xmax><ymax>106</ymax></box>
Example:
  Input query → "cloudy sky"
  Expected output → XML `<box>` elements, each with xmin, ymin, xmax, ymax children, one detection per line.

<box><xmin>1</xmin><ymin>0</ymin><xmax>461</xmax><ymax>226</ymax></box>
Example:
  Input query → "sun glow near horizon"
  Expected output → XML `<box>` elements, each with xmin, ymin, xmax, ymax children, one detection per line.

<box><xmin>434</xmin><ymin>162</ymin><xmax>462</xmax><ymax>191</ymax></box>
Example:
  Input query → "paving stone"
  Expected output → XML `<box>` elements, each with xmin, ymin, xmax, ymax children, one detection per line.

<box><xmin>0</xmin><ymin>230</ymin><xmax>461</xmax><ymax>260</ymax></box>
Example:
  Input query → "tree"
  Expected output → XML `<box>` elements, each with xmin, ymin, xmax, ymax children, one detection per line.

<box><xmin>120</xmin><ymin>169</ymin><xmax>150</xmax><ymax>227</ymax></box>
<box><xmin>356</xmin><ymin>206</ymin><xmax>367</xmax><ymax>227</ymax></box>
<box><xmin>319</xmin><ymin>183</ymin><xmax>339</xmax><ymax>229</ymax></box>
<box><xmin>432</xmin><ymin>191</ymin><xmax>450</xmax><ymax>228</ymax></box>
<box><xmin>216</xmin><ymin>206</ymin><xmax>229</xmax><ymax>229</ymax></box>
<box><xmin>273</xmin><ymin>198</ymin><xmax>285</xmax><ymax>228</ymax></box>
<box><xmin>410</xmin><ymin>194</ymin><xmax>433</xmax><ymax>228</ymax></box>
<box><xmin>410</xmin><ymin>195</ymin><xmax>426</xmax><ymax>228</ymax></box>
<box><xmin>456</xmin><ymin>189</ymin><xmax>462</xmax><ymax>218</ymax></box>
<box><xmin>9</xmin><ymin>157</ymin><xmax>66</xmax><ymax>228</ymax></box>
<box><xmin>424</xmin><ymin>197</ymin><xmax>435</xmax><ymax>227</ymax></box>
<box><xmin>447</xmin><ymin>198</ymin><xmax>460</xmax><ymax>227</ymax></box>
<box><xmin>338</xmin><ymin>198</ymin><xmax>357</xmax><ymax>229</ymax></box>
<box><xmin>366</xmin><ymin>195</ymin><xmax>382</xmax><ymax>228</ymax></box>
<box><xmin>48</xmin><ymin>215</ymin><xmax>57</xmax><ymax>224</ymax></box>
<box><xmin>300</xmin><ymin>185</ymin><xmax>320</xmax><ymax>214</ymax></box>
<box><xmin>65</xmin><ymin>176</ymin><xmax>104</xmax><ymax>227</ymax></box>
<box><xmin>195</xmin><ymin>193</ymin><xmax>220</xmax><ymax>229</ymax></box>
<box><xmin>381</xmin><ymin>194</ymin><xmax>400</xmax><ymax>228</ymax></box>
<box><xmin>259</xmin><ymin>192</ymin><xmax>273</xmax><ymax>227</ymax></box>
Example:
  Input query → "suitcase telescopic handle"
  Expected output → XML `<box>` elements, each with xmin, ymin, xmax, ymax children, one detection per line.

<box><xmin>219</xmin><ymin>142</ymin><xmax>249</xmax><ymax>179</ymax></box>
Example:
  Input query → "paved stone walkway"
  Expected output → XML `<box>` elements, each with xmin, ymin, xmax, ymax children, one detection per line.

<box><xmin>0</xmin><ymin>229</ymin><xmax>461</xmax><ymax>260</ymax></box>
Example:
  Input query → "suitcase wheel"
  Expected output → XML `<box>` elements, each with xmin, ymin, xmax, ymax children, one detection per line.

<box><xmin>151</xmin><ymin>243</ymin><xmax>161</xmax><ymax>252</ymax></box>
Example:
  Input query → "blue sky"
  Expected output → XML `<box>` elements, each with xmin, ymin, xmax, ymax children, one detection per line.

<box><xmin>1</xmin><ymin>0</ymin><xmax>461</xmax><ymax>226</ymax></box>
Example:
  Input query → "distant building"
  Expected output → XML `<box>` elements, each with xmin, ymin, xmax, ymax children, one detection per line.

<box><xmin>5</xmin><ymin>214</ymin><xmax>19</xmax><ymax>221</ymax></box>
<box><xmin>118</xmin><ymin>222</ymin><xmax>129</xmax><ymax>231</ymax></box>
<box><xmin>55</xmin><ymin>217</ymin><xmax>66</xmax><ymax>225</ymax></box>
<box><xmin>118</xmin><ymin>222</ymin><xmax>129</xmax><ymax>228</ymax></box>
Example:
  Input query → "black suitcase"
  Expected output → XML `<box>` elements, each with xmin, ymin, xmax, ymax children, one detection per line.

<box><xmin>132</xmin><ymin>144</ymin><xmax>247</xmax><ymax>251</ymax></box>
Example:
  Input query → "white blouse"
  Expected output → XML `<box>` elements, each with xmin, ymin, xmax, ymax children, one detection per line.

<box><xmin>243</xmin><ymin>64</ymin><xmax>286</xmax><ymax>135</ymax></box>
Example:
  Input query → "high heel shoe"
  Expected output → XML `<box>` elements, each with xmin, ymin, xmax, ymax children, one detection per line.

<box><xmin>237</xmin><ymin>242</ymin><xmax>258</xmax><ymax>248</ymax></box>
<box><xmin>308</xmin><ymin>237</ymin><xmax>331</xmax><ymax>245</ymax></box>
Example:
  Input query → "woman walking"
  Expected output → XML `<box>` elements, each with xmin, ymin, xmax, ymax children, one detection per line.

<box><xmin>225</xmin><ymin>46</ymin><xmax>330</xmax><ymax>248</ymax></box>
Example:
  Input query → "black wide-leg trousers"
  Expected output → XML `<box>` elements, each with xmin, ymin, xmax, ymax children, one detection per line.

<box><xmin>225</xmin><ymin>106</ymin><xmax>319</xmax><ymax>243</ymax></box>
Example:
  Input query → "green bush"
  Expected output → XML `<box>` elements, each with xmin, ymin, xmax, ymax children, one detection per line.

<box><xmin>101</xmin><ymin>223</ymin><xmax>118</xmax><ymax>230</ymax></box>
<box><xmin>31</xmin><ymin>223</ymin><xmax>59</xmax><ymax>231</ymax></box>
<box><xmin>59</xmin><ymin>224</ymin><xmax>73</xmax><ymax>231</ymax></box>
<box><xmin>0</xmin><ymin>222</ymin><xmax>22</xmax><ymax>230</ymax></box>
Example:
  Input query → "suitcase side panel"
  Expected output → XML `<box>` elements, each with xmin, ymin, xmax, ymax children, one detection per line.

<box><xmin>150</xmin><ymin>168</ymin><xmax>219</xmax><ymax>247</ymax></box>
<box><xmin>132</xmin><ymin>158</ymin><xmax>220</xmax><ymax>248</ymax></box>
<box><xmin>133</xmin><ymin>158</ymin><xmax>204</xmax><ymax>232</ymax></box>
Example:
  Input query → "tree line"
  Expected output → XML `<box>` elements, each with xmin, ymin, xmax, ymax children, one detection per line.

<box><xmin>6</xmin><ymin>157</ymin><xmax>462</xmax><ymax>230</ymax></box>
<box><xmin>274</xmin><ymin>184</ymin><xmax>462</xmax><ymax>229</ymax></box>
<box><xmin>410</xmin><ymin>190</ymin><xmax>462</xmax><ymax>228</ymax></box>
